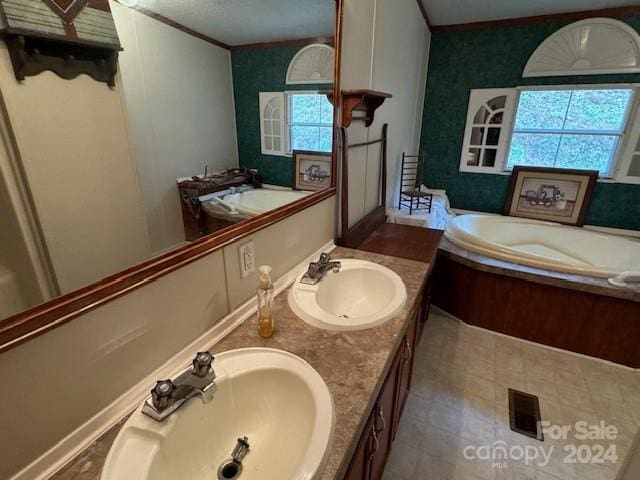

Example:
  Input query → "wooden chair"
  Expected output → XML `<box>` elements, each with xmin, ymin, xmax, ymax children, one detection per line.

<box><xmin>398</xmin><ymin>152</ymin><xmax>433</xmax><ymax>215</ymax></box>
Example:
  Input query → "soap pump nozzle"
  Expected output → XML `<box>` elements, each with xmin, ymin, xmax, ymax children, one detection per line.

<box><xmin>258</xmin><ymin>265</ymin><xmax>272</xmax><ymax>289</ymax></box>
<box><xmin>257</xmin><ymin>265</ymin><xmax>274</xmax><ymax>339</ymax></box>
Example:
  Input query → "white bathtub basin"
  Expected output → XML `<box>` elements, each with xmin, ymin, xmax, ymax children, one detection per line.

<box><xmin>445</xmin><ymin>214</ymin><xmax>640</xmax><ymax>278</ymax></box>
<box><xmin>222</xmin><ymin>189</ymin><xmax>309</xmax><ymax>216</ymax></box>
<box><xmin>101</xmin><ymin>348</ymin><xmax>334</xmax><ymax>480</ymax></box>
<box><xmin>288</xmin><ymin>259</ymin><xmax>407</xmax><ymax>331</ymax></box>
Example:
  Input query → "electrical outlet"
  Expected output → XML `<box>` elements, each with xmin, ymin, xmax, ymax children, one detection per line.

<box><xmin>239</xmin><ymin>241</ymin><xmax>255</xmax><ymax>278</ymax></box>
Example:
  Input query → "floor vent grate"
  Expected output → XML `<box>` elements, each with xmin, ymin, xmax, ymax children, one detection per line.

<box><xmin>508</xmin><ymin>388</ymin><xmax>544</xmax><ymax>441</ymax></box>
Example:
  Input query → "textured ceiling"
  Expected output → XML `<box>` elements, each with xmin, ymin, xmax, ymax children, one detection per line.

<box><xmin>130</xmin><ymin>0</ymin><xmax>334</xmax><ymax>46</ymax></box>
<box><xmin>423</xmin><ymin>0</ymin><xmax>639</xmax><ymax>26</ymax></box>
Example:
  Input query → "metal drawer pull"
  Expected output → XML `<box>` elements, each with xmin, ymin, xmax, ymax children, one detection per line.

<box><xmin>403</xmin><ymin>337</ymin><xmax>412</xmax><ymax>363</ymax></box>
<box><xmin>367</xmin><ymin>426</ymin><xmax>379</xmax><ymax>471</ymax></box>
<box><xmin>375</xmin><ymin>406</ymin><xmax>386</xmax><ymax>434</ymax></box>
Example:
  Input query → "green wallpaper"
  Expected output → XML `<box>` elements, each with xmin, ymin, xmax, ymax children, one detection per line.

<box><xmin>420</xmin><ymin>16</ymin><xmax>640</xmax><ymax>230</ymax></box>
<box><xmin>231</xmin><ymin>45</ymin><xmax>331</xmax><ymax>187</ymax></box>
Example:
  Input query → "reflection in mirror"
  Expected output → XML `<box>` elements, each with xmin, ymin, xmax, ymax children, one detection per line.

<box><xmin>0</xmin><ymin>0</ymin><xmax>335</xmax><ymax>321</ymax></box>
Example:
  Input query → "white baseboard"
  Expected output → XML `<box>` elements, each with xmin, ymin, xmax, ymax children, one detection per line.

<box><xmin>12</xmin><ymin>241</ymin><xmax>336</xmax><ymax>480</ymax></box>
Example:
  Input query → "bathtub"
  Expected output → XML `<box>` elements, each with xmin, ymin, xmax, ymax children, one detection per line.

<box><xmin>218</xmin><ymin>188</ymin><xmax>310</xmax><ymax>216</ymax></box>
<box><xmin>444</xmin><ymin>214</ymin><xmax>640</xmax><ymax>278</ymax></box>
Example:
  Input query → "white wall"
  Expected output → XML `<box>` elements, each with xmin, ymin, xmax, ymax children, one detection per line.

<box><xmin>0</xmin><ymin>173</ymin><xmax>42</xmax><ymax>315</ymax></box>
<box><xmin>0</xmin><ymin>196</ymin><xmax>335</xmax><ymax>479</ymax></box>
<box><xmin>341</xmin><ymin>0</ymin><xmax>430</xmax><ymax>227</ymax></box>
<box><xmin>0</xmin><ymin>47</ymin><xmax>150</xmax><ymax>295</ymax></box>
<box><xmin>111</xmin><ymin>1</ymin><xmax>239</xmax><ymax>254</ymax></box>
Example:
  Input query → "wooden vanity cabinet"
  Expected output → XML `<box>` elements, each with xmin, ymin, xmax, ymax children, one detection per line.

<box><xmin>343</xmin><ymin>347</ymin><xmax>402</xmax><ymax>480</ymax></box>
<box><xmin>342</xmin><ymin>296</ymin><xmax>422</xmax><ymax>480</ymax></box>
<box><xmin>392</xmin><ymin>303</ymin><xmax>419</xmax><ymax>441</ymax></box>
<box><xmin>344</xmin><ymin>415</ymin><xmax>374</xmax><ymax>480</ymax></box>
<box><xmin>342</xmin><ymin>224</ymin><xmax>441</xmax><ymax>479</ymax></box>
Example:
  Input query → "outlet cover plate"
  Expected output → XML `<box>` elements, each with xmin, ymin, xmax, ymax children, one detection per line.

<box><xmin>239</xmin><ymin>241</ymin><xmax>255</xmax><ymax>278</ymax></box>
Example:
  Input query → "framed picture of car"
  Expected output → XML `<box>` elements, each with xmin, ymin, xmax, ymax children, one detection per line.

<box><xmin>293</xmin><ymin>150</ymin><xmax>332</xmax><ymax>191</ymax></box>
<box><xmin>504</xmin><ymin>166</ymin><xmax>598</xmax><ymax>226</ymax></box>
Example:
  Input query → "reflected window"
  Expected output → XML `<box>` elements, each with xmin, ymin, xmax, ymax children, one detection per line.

<box><xmin>287</xmin><ymin>93</ymin><xmax>333</xmax><ymax>153</ymax></box>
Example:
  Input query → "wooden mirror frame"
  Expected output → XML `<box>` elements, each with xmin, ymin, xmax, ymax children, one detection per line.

<box><xmin>0</xmin><ymin>0</ymin><xmax>344</xmax><ymax>353</ymax></box>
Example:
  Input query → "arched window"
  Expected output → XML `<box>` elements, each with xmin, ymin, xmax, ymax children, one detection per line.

<box><xmin>259</xmin><ymin>92</ymin><xmax>285</xmax><ymax>155</ymax></box>
<box><xmin>459</xmin><ymin>89</ymin><xmax>516</xmax><ymax>173</ymax></box>
<box><xmin>286</xmin><ymin>44</ymin><xmax>334</xmax><ymax>85</ymax></box>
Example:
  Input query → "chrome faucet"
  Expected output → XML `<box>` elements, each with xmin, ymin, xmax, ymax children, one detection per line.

<box><xmin>300</xmin><ymin>253</ymin><xmax>341</xmax><ymax>285</ymax></box>
<box><xmin>142</xmin><ymin>351</ymin><xmax>216</xmax><ymax>422</ymax></box>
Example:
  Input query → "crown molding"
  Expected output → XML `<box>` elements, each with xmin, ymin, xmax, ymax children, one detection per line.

<box><xmin>430</xmin><ymin>6</ymin><xmax>640</xmax><ymax>32</ymax></box>
<box><xmin>230</xmin><ymin>36</ymin><xmax>334</xmax><ymax>52</ymax></box>
<box><xmin>113</xmin><ymin>0</ymin><xmax>231</xmax><ymax>50</ymax></box>
<box><xmin>415</xmin><ymin>0</ymin><xmax>433</xmax><ymax>30</ymax></box>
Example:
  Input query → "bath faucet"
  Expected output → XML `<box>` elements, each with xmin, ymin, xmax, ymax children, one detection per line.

<box><xmin>142</xmin><ymin>351</ymin><xmax>216</xmax><ymax>422</ymax></box>
<box><xmin>300</xmin><ymin>253</ymin><xmax>341</xmax><ymax>285</ymax></box>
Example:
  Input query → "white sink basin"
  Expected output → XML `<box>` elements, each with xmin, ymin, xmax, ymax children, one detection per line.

<box><xmin>288</xmin><ymin>259</ymin><xmax>407</xmax><ymax>331</ymax></box>
<box><xmin>101</xmin><ymin>348</ymin><xmax>334</xmax><ymax>480</ymax></box>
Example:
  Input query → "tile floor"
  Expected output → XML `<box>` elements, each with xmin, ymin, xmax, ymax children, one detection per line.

<box><xmin>383</xmin><ymin>310</ymin><xmax>640</xmax><ymax>480</ymax></box>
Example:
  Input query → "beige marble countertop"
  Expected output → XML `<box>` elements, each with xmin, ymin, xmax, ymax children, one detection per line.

<box><xmin>439</xmin><ymin>237</ymin><xmax>640</xmax><ymax>303</ymax></box>
<box><xmin>50</xmin><ymin>247</ymin><xmax>429</xmax><ymax>480</ymax></box>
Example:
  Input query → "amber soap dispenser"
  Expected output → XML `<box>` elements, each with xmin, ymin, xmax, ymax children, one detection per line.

<box><xmin>257</xmin><ymin>265</ymin><xmax>275</xmax><ymax>338</ymax></box>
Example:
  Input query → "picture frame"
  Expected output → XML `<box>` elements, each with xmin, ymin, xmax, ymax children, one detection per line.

<box><xmin>504</xmin><ymin>166</ymin><xmax>598</xmax><ymax>226</ymax></box>
<box><xmin>293</xmin><ymin>150</ymin><xmax>333</xmax><ymax>191</ymax></box>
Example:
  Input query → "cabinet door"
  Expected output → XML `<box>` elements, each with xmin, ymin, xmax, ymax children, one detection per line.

<box><xmin>370</xmin><ymin>345</ymin><xmax>402</xmax><ymax>480</ymax></box>
<box><xmin>343</xmin><ymin>415</ymin><xmax>375</xmax><ymax>480</ymax></box>
<box><xmin>415</xmin><ymin>273</ymin><xmax>434</xmax><ymax>342</ymax></box>
<box><xmin>393</xmin><ymin>316</ymin><xmax>417</xmax><ymax>440</ymax></box>
<box><xmin>421</xmin><ymin>273</ymin><xmax>434</xmax><ymax>326</ymax></box>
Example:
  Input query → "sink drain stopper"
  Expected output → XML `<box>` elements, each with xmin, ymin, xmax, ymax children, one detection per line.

<box><xmin>217</xmin><ymin>436</ymin><xmax>250</xmax><ymax>480</ymax></box>
<box><xmin>217</xmin><ymin>460</ymin><xmax>242</xmax><ymax>480</ymax></box>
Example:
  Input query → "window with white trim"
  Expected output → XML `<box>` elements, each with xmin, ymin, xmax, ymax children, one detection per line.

<box><xmin>259</xmin><ymin>91</ymin><xmax>333</xmax><ymax>156</ymax></box>
<box><xmin>617</xmin><ymin>104</ymin><xmax>640</xmax><ymax>184</ymax></box>
<box><xmin>287</xmin><ymin>92</ymin><xmax>333</xmax><ymax>153</ymax></box>
<box><xmin>459</xmin><ymin>85</ymin><xmax>640</xmax><ymax>183</ymax></box>
<box><xmin>259</xmin><ymin>92</ymin><xmax>285</xmax><ymax>156</ymax></box>
<box><xmin>459</xmin><ymin>89</ymin><xmax>516</xmax><ymax>174</ymax></box>
<box><xmin>506</xmin><ymin>88</ymin><xmax>634</xmax><ymax>176</ymax></box>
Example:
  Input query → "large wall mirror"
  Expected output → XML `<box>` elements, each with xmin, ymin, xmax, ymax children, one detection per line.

<box><xmin>0</xmin><ymin>0</ymin><xmax>340</xmax><ymax>349</ymax></box>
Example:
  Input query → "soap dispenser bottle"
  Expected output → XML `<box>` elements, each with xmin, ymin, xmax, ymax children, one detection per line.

<box><xmin>257</xmin><ymin>265</ymin><xmax>275</xmax><ymax>338</ymax></box>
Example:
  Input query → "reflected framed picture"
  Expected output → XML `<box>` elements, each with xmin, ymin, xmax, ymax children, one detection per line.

<box><xmin>504</xmin><ymin>166</ymin><xmax>598</xmax><ymax>226</ymax></box>
<box><xmin>293</xmin><ymin>150</ymin><xmax>332</xmax><ymax>191</ymax></box>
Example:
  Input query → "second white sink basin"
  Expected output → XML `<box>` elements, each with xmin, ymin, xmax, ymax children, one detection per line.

<box><xmin>288</xmin><ymin>259</ymin><xmax>407</xmax><ymax>331</ymax></box>
<box><xmin>101</xmin><ymin>348</ymin><xmax>334</xmax><ymax>480</ymax></box>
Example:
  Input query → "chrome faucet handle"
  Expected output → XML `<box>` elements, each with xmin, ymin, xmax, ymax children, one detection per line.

<box><xmin>307</xmin><ymin>262</ymin><xmax>322</xmax><ymax>276</ymax></box>
<box><xmin>151</xmin><ymin>380</ymin><xmax>175</xmax><ymax>410</ymax></box>
<box><xmin>318</xmin><ymin>253</ymin><xmax>331</xmax><ymax>265</ymax></box>
<box><xmin>192</xmin><ymin>351</ymin><xmax>214</xmax><ymax>378</ymax></box>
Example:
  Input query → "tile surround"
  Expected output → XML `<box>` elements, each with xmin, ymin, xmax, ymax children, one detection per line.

<box><xmin>384</xmin><ymin>310</ymin><xmax>640</xmax><ymax>480</ymax></box>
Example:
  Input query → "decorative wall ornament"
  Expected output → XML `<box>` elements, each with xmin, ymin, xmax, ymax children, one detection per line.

<box><xmin>0</xmin><ymin>0</ymin><xmax>121</xmax><ymax>86</ymax></box>
<box><xmin>523</xmin><ymin>18</ymin><xmax>640</xmax><ymax>77</ymax></box>
<box><xmin>293</xmin><ymin>150</ymin><xmax>332</xmax><ymax>191</ymax></box>
<box><xmin>286</xmin><ymin>43</ymin><xmax>334</xmax><ymax>85</ymax></box>
<box><xmin>504</xmin><ymin>166</ymin><xmax>598</xmax><ymax>226</ymax></box>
